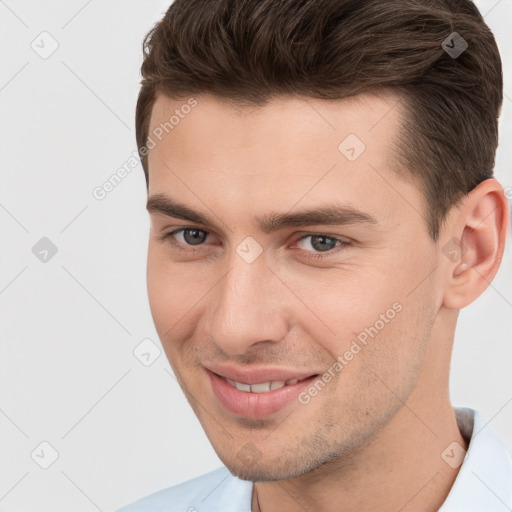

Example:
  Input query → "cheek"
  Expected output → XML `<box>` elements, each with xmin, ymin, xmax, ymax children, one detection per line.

<box><xmin>147</xmin><ymin>246</ymin><xmax>192</xmax><ymax>340</ymax></box>
<box><xmin>146</xmin><ymin>244</ymin><xmax>219</xmax><ymax>358</ymax></box>
<box><xmin>289</xmin><ymin>258</ymin><xmax>433</xmax><ymax>383</ymax></box>
<box><xmin>280</xmin><ymin>264</ymin><xmax>402</xmax><ymax>352</ymax></box>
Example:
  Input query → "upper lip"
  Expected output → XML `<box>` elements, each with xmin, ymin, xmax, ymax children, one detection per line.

<box><xmin>204</xmin><ymin>363</ymin><xmax>318</xmax><ymax>384</ymax></box>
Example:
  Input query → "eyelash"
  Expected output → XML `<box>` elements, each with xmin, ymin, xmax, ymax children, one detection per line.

<box><xmin>157</xmin><ymin>227</ymin><xmax>351</xmax><ymax>260</ymax></box>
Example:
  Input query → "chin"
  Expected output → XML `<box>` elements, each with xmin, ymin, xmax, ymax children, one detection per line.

<box><xmin>220</xmin><ymin>450</ymin><xmax>324</xmax><ymax>482</ymax></box>
<box><xmin>226</xmin><ymin>463</ymin><xmax>303</xmax><ymax>482</ymax></box>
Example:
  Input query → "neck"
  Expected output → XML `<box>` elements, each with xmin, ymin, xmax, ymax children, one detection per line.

<box><xmin>252</xmin><ymin>403</ymin><xmax>466</xmax><ymax>512</ymax></box>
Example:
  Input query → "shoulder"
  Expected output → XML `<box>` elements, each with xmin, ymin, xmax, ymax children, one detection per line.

<box><xmin>439</xmin><ymin>407</ymin><xmax>512</xmax><ymax>511</ymax></box>
<box><xmin>116</xmin><ymin>466</ymin><xmax>253</xmax><ymax>512</ymax></box>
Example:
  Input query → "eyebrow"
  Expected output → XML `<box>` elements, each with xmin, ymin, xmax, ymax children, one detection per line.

<box><xmin>146</xmin><ymin>193</ymin><xmax>378</xmax><ymax>233</ymax></box>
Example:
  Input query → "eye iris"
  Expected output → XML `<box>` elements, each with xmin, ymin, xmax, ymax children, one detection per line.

<box><xmin>311</xmin><ymin>235</ymin><xmax>336</xmax><ymax>252</ymax></box>
<box><xmin>183</xmin><ymin>229</ymin><xmax>206</xmax><ymax>245</ymax></box>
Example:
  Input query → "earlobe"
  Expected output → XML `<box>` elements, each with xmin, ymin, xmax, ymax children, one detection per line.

<box><xmin>442</xmin><ymin>179</ymin><xmax>509</xmax><ymax>310</ymax></box>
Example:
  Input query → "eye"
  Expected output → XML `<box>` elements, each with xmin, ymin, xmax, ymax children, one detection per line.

<box><xmin>293</xmin><ymin>234</ymin><xmax>350</xmax><ymax>260</ymax></box>
<box><xmin>158</xmin><ymin>227</ymin><xmax>211</xmax><ymax>252</ymax></box>
<box><xmin>158</xmin><ymin>228</ymin><xmax>351</xmax><ymax>260</ymax></box>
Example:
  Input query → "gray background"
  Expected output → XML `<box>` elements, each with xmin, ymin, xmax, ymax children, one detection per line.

<box><xmin>1</xmin><ymin>1</ymin><xmax>511</xmax><ymax>510</ymax></box>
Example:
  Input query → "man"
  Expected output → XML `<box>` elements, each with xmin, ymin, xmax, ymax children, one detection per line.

<box><xmin>117</xmin><ymin>0</ymin><xmax>511</xmax><ymax>510</ymax></box>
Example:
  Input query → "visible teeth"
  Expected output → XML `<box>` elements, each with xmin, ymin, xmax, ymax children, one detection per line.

<box><xmin>224</xmin><ymin>376</ymin><xmax>310</xmax><ymax>393</ymax></box>
<box><xmin>251</xmin><ymin>382</ymin><xmax>271</xmax><ymax>393</ymax></box>
<box><xmin>234</xmin><ymin>381</ymin><xmax>251</xmax><ymax>392</ymax></box>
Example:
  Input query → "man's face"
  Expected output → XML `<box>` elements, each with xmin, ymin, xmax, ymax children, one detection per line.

<box><xmin>146</xmin><ymin>92</ymin><xmax>444</xmax><ymax>480</ymax></box>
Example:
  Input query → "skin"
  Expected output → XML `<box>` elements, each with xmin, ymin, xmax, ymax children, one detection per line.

<box><xmin>145</xmin><ymin>91</ymin><xmax>509</xmax><ymax>512</ymax></box>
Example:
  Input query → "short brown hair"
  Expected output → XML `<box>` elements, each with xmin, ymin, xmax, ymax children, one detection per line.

<box><xmin>136</xmin><ymin>0</ymin><xmax>503</xmax><ymax>240</ymax></box>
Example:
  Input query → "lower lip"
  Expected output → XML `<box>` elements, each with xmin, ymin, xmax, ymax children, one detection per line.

<box><xmin>206</xmin><ymin>370</ymin><xmax>318</xmax><ymax>419</ymax></box>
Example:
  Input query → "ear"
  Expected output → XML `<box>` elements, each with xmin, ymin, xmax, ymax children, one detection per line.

<box><xmin>442</xmin><ymin>178</ymin><xmax>510</xmax><ymax>310</ymax></box>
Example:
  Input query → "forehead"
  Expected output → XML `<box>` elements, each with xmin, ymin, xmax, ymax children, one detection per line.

<box><xmin>147</xmin><ymin>91</ymin><xmax>406</xmax><ymax>175</ymax></box>
<box><xmin>148</xmin><ymin>90</ymin><xmax>404</xmax><ymax>153</ymax></box>
<box><xmin>145</xmin><ymin>91</ymin><xmax>420</xmax><ymax>232</ymax></box>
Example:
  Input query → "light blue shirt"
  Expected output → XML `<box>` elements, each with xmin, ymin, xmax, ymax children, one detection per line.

<box><xmin>116</xmin><ymin>407</ymin><xmax>512</xmax><ymax>511</ymax></box>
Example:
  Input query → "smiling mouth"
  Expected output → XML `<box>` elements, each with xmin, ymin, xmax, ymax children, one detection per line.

<box><xmin>213</xmin><ymin>372</ymin><xmax>318</xmax><ymax>393</ymax></box>
<box><xmin>207</xmin><ymin>369</ymin><xmax>321</xmax><ymax>418</ymax></box>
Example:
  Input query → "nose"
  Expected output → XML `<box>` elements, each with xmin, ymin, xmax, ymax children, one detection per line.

<box><xmin>207</xmin><ymin>250</ymin><xmax>289</xmax><ymax>356</ymax></box>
